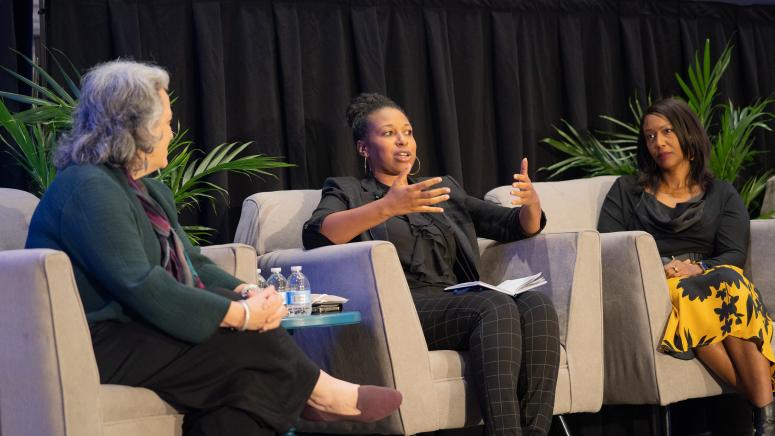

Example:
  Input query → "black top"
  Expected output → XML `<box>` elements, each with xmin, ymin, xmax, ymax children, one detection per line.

<box><xmin>381</xmin><ymin>190</ymin><xmax>460</xmax><ymax>290</ymax></box>
<box><xmin>597</xmin><ymin>175</ymin><xmax>750</xmax><ymax>268</ymax></box>
<box><xmin>303</xmin><ymin>176</ymin><xmax>546</xmax><ymax>293</ymax></box>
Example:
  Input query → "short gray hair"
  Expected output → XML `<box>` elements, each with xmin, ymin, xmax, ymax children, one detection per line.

<box><xmin>55</xmin><ymin>60</ymin><xmax>170</xmax><ymax>171</ymax></box>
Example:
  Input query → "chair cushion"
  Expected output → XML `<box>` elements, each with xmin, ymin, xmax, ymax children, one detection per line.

<box><xmin>427</xmin><ymin>346</ymin><xmax>569</xmax><ymax>426</ymax></box>
<box><xmin>485</xmin><ymin>176</ymin><xmax>617</xmax><ymax>232</ymax></box>
<box><xmin>100</xmin><ymin>385</ymin><xmax>182</xmax><ymax>436</ymax></box>
<box><xmin>235</xmin><ymin>190</ymin><xmax>321</xmax><ymax>255</ymax></box>
<box><xmin>428</xmin><ymin>347</ymin><xmax>568</xmax><ymax>380</ymax></box>
<box><xmin>0</xmin><ymin>188</ymin><xmax>39</xmax><ymax>250</ymax></box>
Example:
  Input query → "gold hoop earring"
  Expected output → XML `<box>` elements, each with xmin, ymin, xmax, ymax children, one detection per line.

<box><xmin>409</xmin><ymin>156</ymin><xmax>421</xmax><ymax>176</ymax></box>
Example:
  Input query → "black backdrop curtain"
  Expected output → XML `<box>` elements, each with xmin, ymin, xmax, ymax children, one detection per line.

<box><xmin>9</xmin><ymin>0</ymin><xmax>775</xmax><ymax>243</ymax></box>
<box><xmin>0</xmin><ymin>0</ymin><xmax>32</xmax><ymax>190</ymax></box>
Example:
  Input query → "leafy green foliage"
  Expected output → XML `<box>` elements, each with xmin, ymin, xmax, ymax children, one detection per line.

<box><xmin>0</xmin><ymin>99</ymin><xmax>57</xmax><ymax>194</ymax></box>
<box><xmin>0</xmin><ymin>50</ymin><xmax>293</xmax><ymax>244</ymax></box>
<box><xmin>0</xmin><ymin>48</ymin><xmax>77</xmax><ymax>195</ymax></box>
<box><xmin>542</xmin><ymin>120</ymin><xmax>636</xmax><ymax>178</ymax></box>
<box><xmin>676</xmin><ymin>39</ymin><xmax>731</xmax><ymax>127</ymax></box>
<box><xmin>541</xmin><ymin>39</ymin><xmax>774</xmax><ymax>216</ymax></box>
<box><xmin>156</xmin><ymin>126</ymin><xmax>293</xmax><ymax>214</ymax></box>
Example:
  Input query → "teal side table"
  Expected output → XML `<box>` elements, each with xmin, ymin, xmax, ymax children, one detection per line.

<box><xmin>280</xmin><ymin>311</ymin><xmax>361</xmax><ymax>330</ymax></box>
<box><xmin>280</xmin><ymin>311</ymin><xmax>362</xmax><ymax>436</ymax></box>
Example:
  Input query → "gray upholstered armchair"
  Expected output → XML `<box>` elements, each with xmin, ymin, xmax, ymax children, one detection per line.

<box><xmin>762</xmin><ymin>175</ymin><xmax>775</xmax><ymax>217</ymax></box>
<box><xmin>0</xmin><ymin>188</ymin><xmax>257</xmax><ymax>436</ymax></box>
<box><xmin>485</xmin><ymin>176</ymin><xmax>775</xmax><ymax>421</ymax></box>
<box><xmin>234</xmin><ymin>188</ymin><xmax>604</xmax><ymax>434</ymax></box>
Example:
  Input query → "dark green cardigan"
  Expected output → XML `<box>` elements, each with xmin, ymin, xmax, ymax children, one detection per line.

<box><xmin>26</xmin><ymin>164</ymin><xmax>243</xmax><ymax>343</ymax></box>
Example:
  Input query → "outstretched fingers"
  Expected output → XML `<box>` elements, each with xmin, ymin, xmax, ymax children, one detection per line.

<box><xmin>415</xmin><ymin>182</ymin><xmax>449</xmax><ymax>211</ymax></box>
<box><xmin>410</xmin><ymin>176</ymin><xmax>444</xmax><ymax>191</ymax></box>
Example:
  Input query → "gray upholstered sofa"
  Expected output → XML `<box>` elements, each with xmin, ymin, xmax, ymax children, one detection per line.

<box><xmin>485</xmin><ymin>176</ymin><xmax>775</xmax><ymax>411</ymax></box>
<box><xmin>235</xmin><ymin>188</ymin><xmax>604</xmax><ymax>434</ymax></box>
<box><xmin>0</xmin><ymin>188</ymin><xmax>257</xmax><ymax>436</ymax></box>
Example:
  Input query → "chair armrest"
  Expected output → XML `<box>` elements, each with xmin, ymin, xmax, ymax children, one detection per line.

<box><xmin>258</xmin><ymin>241</ymin><xmax>437</xmax><ymax>434</ymax></box>
<box><xmin>600</xmin><ymin>231</ymin><xmax>723</xmax><ymax>406</ymax></box>
<box><xmin>0</xmin><ymin>249</ymin><xmax>102</xmax><ymax>435</ymax></box>
<box><xmin>479</xmin><ymin>231</ymin><xmax>603</xmax><ymax>414</ymax></box>
<box><xmin>201</xmin><ymin>243</ymin><xmax>257</xmax><ymax>283</ymax></box>
<box><xmin>747</xmin><ymin>219</ymin><xmax>775</xmax><ymax>311</ymax></box>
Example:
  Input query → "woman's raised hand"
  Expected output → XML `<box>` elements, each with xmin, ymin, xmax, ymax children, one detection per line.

<box><xmin>382</xmin><ymin>165</ymin><xmax>450</xmax><ymax>216</ymax></box>
<box><xmin>510</xmin><ymin>158</ymin><xmax>539</xmax><ymax>207</ymax></box>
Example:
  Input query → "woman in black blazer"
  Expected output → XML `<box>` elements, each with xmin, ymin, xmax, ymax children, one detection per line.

<box><xmin>304</xmin><ymin>93</ymin><xmax>560</xmax><ymax>436</ymax></box>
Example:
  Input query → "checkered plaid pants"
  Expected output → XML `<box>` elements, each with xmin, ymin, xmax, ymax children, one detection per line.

<box><xmin>413</xmin><ymin>290</ymin><xmax>560</xmax><ymax>436</ymax></box>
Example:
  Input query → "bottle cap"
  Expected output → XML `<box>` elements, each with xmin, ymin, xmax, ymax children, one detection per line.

<box><xmin>271</xmin><ymin>267</ymin><xmax>281</xmax><ymax>273</ymax></box>
<box><xmin>291</xmin><ymin>265</ymin><xmax>302</xmax><ymax>272</ymax></box>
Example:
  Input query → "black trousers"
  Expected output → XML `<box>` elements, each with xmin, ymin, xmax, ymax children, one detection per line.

<box><xmin>413</xmin><ymin>290</ymin><xmax>560</xmax><ymax>436</ymax></box>
<box><xmin>90</xmin><ymin>320</ymin><xmax>320</xmax><ymax>436</ymax></box>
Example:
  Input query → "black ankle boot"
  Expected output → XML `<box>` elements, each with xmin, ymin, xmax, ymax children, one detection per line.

<box><xmin>754</xmin><ymin>402</ymin><xmax>775</xmax><ymax>436</ymax></box>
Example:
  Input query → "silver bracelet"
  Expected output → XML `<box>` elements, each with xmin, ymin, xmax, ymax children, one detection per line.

<box><xmin>240</xmin><ymin>284</ymin><xmax>259</xmax><ymax>299</ymax></box>
<box><xmin>238</xmin><ymin>300</ymin><xmax>250</xmax><ymax>332</ymax></box>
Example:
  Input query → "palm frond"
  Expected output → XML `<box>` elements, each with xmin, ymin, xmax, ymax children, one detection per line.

<box><xmin>11</xmin><ymin>48</ymin><xmax>77</xmax><ymax>106</ymax></box>
<box><xmin>181</xmin><ymin>225</ymin><xmax>217</xmax><ymax>246</ymax></box>
<box><xmin>540</xmin><ymin>120</ymin><xmax>637</xmax><ymax>179</ymax></box>
<box><xmin>676</xmin><ymin>39</ymin><xmax>732</xmax><ymax>127</ymax></box>
<box><xmin>48</xmin><ymin>47</ymin><xmax>82</xmax><ymax>99</ymax></box>
<box><xmin>153</xmin><ymin>131</ymin><xmax>294</xmax><ymax>215</ymax></box>
<box><xmin>710</xmin><ymin>99</ymin><xmax>774</xmax><ymax>183</ymax></box>
<box><xmin>739</xmin><ymin>171</ymin><xmax>773</xmax><ymax>215</ymax></box>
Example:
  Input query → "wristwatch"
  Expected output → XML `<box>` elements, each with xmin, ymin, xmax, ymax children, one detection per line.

<box><xmin>240</xmin><ymin>284</ymin><xmax>260</xmax><ymax>299</ymax></box>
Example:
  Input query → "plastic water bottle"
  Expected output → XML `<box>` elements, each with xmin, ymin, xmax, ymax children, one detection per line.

<box><xmin>286</xmin><ymin>265</ymin><xmax>312</xmax><ymax>317</ymax></box>
<box><xmin>266</xmin><ymin>267</ymin><xmax>288</xmax><ymax>307</ymax></box>
<box><xmin>256</xmin><ymin>268</ymin><xmax>268</xmax><ymax>290</ymax></box>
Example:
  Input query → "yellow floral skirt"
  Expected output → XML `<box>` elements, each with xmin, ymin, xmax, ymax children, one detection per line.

<box><xmin>659</xmin><ymin>265</ymin><xmax>775</xmax><ymax>390</ymax></box>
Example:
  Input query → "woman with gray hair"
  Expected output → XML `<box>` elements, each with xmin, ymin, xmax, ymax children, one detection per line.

<box><xmin>26</xmin><ymin>60</ymin><xmax>401</xmax><ymax>436</ymax></box>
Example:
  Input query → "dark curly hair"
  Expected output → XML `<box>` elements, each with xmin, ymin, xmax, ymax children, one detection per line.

<box><xmin>345</xmin><ymin>93</ymin><xmax>405</xmax><ymax>145</ymax></box>
<box><xmin>637</xmin><ymin>97</ymin><xmax>714</xmax><ymax>192</ymax></box>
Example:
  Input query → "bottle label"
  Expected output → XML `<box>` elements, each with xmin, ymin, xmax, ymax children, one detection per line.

<box><xmin>288</xmin><ymin>291</ymin><xmax>310</xmax><ymax>305</ymax></box>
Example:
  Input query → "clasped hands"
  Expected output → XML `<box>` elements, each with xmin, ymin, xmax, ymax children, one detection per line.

<box><xmin>663</xmin><ymin>258</ymin><xmax>704</xmax><ymax>279</ymax></box>
<box><xmin>228</xmin><ymin>284</ymin><xmax>287</xmax><ymax>332</ymax></box>
<box><xmin>379</xmin><ymin>158</ymin><xmax>538</xmax><ymax>216</ymax></box>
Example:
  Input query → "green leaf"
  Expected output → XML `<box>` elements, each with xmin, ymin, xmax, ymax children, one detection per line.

<box><xmin>11</xmin><ymin>48</ymin><xmax>76</xmax><ymax>106</ymax></box>
<box><xmin>181</xmin><ymin>225</ymin><xmax>216</xmax><ymax>246</ymax></box>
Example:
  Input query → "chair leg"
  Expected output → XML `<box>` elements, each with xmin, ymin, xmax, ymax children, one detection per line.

<box><xmin>651</xmin><ymin>405</ymin><xmax>672</xmax><ymax>436</ymax></box>
<box><xmin>663</xmin><ymin>405</ymin><xmax>673</xmax><ymax>436</ymax></box>
<box><xmin>556</xmin><ymin>415</ymin><xmax>572</xmax><ymax>436</ymax></box>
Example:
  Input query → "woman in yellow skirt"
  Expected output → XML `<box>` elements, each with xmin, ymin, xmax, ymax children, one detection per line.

<box><xmin>598</xmin><ymin>97</ymin><xmax>775</xmax><ymax>435</ymax></box>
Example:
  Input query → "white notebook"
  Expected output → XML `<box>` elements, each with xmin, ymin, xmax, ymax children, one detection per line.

<box><xmin>443</xmin><ymin>272</ymin><xmax>547</xmax><ymax>297</ymax></box>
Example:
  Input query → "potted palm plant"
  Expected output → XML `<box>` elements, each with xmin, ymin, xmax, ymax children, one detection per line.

<box><xmin>541</xmin><ymin>39</ymin><xmax>774</xmax><ymax>216</ymax></box>
<box><xmin>0</xmin><ymin>50</ymin><xmax>293</xmax><ymax>244</ymax></box>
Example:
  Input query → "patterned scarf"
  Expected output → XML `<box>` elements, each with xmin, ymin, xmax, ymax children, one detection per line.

<box><xmin>126</xmin><ymin>175</ymin><xmax>205</xmax><ymax>289</ymax></box>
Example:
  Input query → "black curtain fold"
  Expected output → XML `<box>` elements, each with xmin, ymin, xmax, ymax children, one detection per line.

<box><xmin>0</xmin><ymin>0</ymin><xmax>770</xmax><ymax>243</ymax></box>
<box><xmin>0</xmin><ymin>0</ymin><xmax>32</xmax><ymax>190</ymax></box>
